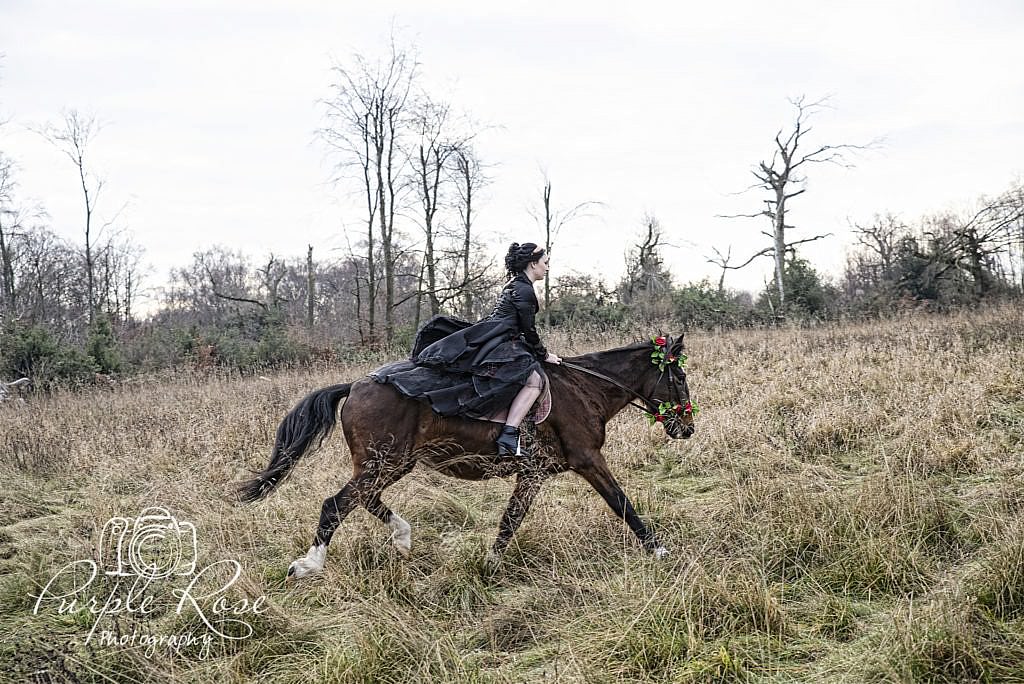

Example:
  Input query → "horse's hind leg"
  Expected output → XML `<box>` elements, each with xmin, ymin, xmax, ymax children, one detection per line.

<box><xmin>487</xmin><ymin>474</ymin><xmax>546</xmax><ymax>567</ymax></box>
<box><xmin>364</xmin><ymin>492</ymin><xmax>412</xmax><ymax>557</ymax></box>
<box><xmin>289</xmin><ymin>456</ymin><xmax>414</xmax><ymax>579</ymax></box>
<box><xmin>288</xmin><ymin>473</ymin><xmax>374</xmax><ymax>579</ymax></box>
<box><xmin>361</xmin><ymin>453</ymin><xmax>416</xmax><ymax>557</ymax></box>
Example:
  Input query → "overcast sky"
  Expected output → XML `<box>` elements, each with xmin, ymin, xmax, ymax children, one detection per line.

<box><xmin>1</xmin><ymin>0</ymin><xmax>1022</xmax><ymax>304</ymax></box>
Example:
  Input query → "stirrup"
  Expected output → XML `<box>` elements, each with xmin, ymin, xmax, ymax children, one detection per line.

<box><xmin>496</xmin><ymin>425</ymin><xmax>520</xmax><ymax>457</ymax></box>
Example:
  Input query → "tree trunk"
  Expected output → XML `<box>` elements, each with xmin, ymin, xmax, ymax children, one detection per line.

<box><xmin>964</xmin><ymin>230</ymin><xmax>989</xmax><ymax>298</ymax></box>
<box><xmin>361</xmin><ymin>122</ymin><xmax>377</xmax><ymax>342</ymax></box>
<box><xmin>78</xmin><ymin>160</ymin><xmax>95</xmax><ymax>324</ymax></box>
<box><xmin>416</xmin><ymin>137</ymin><xmax>444</xmax><ymax>317</ymax></box>
<box><xmin>454</xmin><ymin>146</ymin><xmax>484</xmax><ymax>321</ymax></box>
<box><xmin>354</xmin><ymin>262</ymin><xmax>365</xmax><ymax>345</ymax></box>
<box><xmin>773</xmin><ymin>187</ymin><xmax>787</xmax><ymax>314</ymax></box>
<box><xmin>0</xmin><ymin>218</ymin><xmax>14</xmax><ymax>311</ymax></box>
<box><xmin>102</xmin><ymin>249</ymin><xmax>112</xmax><ymax>318</ymax></box>
<box><xmin>414</xmin><ymin>258</ymin><xmax>425</xmax><ymax>333</ymax></box>
<box><xmin>424</xmin><ymin>220</ymin><xmax>439</xmax><ymax>315</ymax></box>
<box><xmin>462</xmin><ymin>197</ymin><xmax>472</xmax><ymax>319</ymax></box>
<box><xmin>306</xmin><ymin>244</ymin><xmax>315</xmax><ymax>329</ymax></box>
<box><xmin>1018</xmin><ymin>220</ymin><xmax>1024</xmax><ymax>294</ymax></box>
<box><xmin>378</xmin><ymin>107</ymin><xmax>398</xmax><ymax>344</ymax></box>
<box><xmin>381</xmin><ymin>203</ymin><xmax>395</xmax><ymax>344</ymax></box>
<box><xmin>124</xmin><ymin>270</ymin><xmax>133</xmax><ymax>323</ymax></box>
<box><xmin>543</xmin><ymin>181</ymin><xmax>552</xmax><ymax>327</ymax></box>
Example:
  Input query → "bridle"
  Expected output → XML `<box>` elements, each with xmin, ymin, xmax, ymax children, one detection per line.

<box><xmin>559</xmin><ymin>334</ymin><xmax>688</xmax><ymax>421</ymax></box>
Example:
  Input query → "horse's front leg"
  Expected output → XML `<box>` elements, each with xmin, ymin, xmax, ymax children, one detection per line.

<box><xmin>573</xmin><ymin>454</ymin><xmax>668</xmax><ymax>558</ymax></box>
<box><xmin>487</xmin><ymin>473</ymin><xmax>546</xmax><ymax>567</ymax></box>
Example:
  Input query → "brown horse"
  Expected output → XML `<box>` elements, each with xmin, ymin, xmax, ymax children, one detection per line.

<box><xmin>238</xmin><ymin>335</ymin><xmax>695</xmax><ymax>578</ymax></box>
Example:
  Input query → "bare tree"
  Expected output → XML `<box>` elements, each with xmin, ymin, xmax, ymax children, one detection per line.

<box><xmin>167</xmin><ymin>247</ymin><xmax>254</xmax><ymax>322</ymax></box>
<box><xmin>6</xmin><ymin>226</ymin><xmax>79</xmax><ymax>330</ymax></box>
<box><xmin>929</xmin><ymin>192</ymin><xmax>1024</xmax><ymax>298</ymax></box>
<box><xmin>97</xmin><ymin>232</ymin><xmax>144</xmax><ymax>323</ymax></box>
<box><xmin>721</xmin><ymin>96</ymin><xmax>873</xmax><ymax>314</ymax></box>
<box><xmin>853</xmin><ymin>213</ymin><xmax>905</xmax><ymax>280</ymax></box>
<box><xmin>842</xmin><ymin>218</ymin><xmax>904</xmax><ymax>302</ymax></box>
<box><xmin>197</xmin><ymin>251</ymin><xmax>289</xmax><ymax>314</ymax></box>
<box><xmin>453</xmin><ymin>144</ymin><xmax>490</xmax><ymax>318</ymax></box>
<box><xmin>306</xmin><ymin>245</ymin><xmax>315</xmax><ymax>329</ymax></box>
<box><xmin>529</xmin><ymin>173</ymin><xmax>600</xmax><ymax>325</ymax></box>
<box><xmin>705</xmin><ymin>246</ymin><xmax>735</xmax><ymax>295</ymax></box>
<box><xmin>321</xmin><ymin>38</ymin><xmax>417</xmax><ymax>343</ymax></box>
<box><xmin>38</xmin><ymin>110</ymin><xmax>107</xmax><ymax>323</ymax></box>
<box><xmin>1004</xmin><ymin>180</ymin><xmax>1024</xmax><ymax>292</ymax></box>
<box><xmin>617</xmin><ymin>215</ymin><xmax>673</xmax><ymax>322</ymax></box>
<box><xmin>257</xmin><ymin>254</ymin><xmax>289</xmax><ymax>311</ymax></box>
<box><xmin>0</xmin><ymin>152</ymin><xmax>18</xmax><ymax>311</ymax></box>
<box><xmin>426</xmin><ymin>242</ymin><xmax>496</xmax><ymax>316</ymax></box>
<box><xmin>408</xmin><ymin>96</ymin><xmax>467</xmax><ymax>316</ymax></box>
<box><xmin>622</xmin><ymin>214</ymin><xmax>670</xmax><ymax>300</ymax></box>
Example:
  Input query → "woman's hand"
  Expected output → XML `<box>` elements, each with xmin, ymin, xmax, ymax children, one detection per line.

<box><xmin>545</xmin><ymin>352</ymin><xmax>562</xmax><ymax>364</ymax></box>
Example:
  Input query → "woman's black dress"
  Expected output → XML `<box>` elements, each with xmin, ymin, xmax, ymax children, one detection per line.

<box><xmin>371</xmin><ymin>273</ymin><xmax>547</xmax><ymax>420</ymax></box>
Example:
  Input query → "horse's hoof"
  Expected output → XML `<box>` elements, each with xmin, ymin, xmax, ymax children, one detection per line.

<box><xmin>388</xmin><ymin>514</ymin><xmax>412</xmax><ymax>558</ymax></box>
<box><xmin>654</xmin><ymin>546</ymin><xmax>670</xmax><ymax>560</ymax></box>
<box><xmin>288</xmin><ymin>545</ymin><xmax>326</xmax><ymax>580</ymax></box>
<box><xmin>483</xmin><ymin>549</ymin><xmax>502</xmax><ymax>572</ymax></box>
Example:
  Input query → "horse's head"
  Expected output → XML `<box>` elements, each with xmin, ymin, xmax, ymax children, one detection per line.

<box><xmin>645</xmin><ymin>334</ymin><xmax>695</xmax><ymax>440</ymax></box>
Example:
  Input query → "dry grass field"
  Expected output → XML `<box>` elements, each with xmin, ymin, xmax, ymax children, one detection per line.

<box><xmin>2</xmin><ymin>306</ymin><xmax>1024</xmax><ymax>683</ymax></box>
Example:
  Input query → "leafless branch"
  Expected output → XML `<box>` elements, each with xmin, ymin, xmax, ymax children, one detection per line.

<box><xmin>203</xmin><ymin>265</ymin><xmax>268</xmax><ymax>312</ymax></box>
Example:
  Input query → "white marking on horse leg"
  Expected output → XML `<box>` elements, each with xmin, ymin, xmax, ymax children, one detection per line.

<box><xmin>654</xmin><ymin>546</ymin><xmax>670</xmax><ymax>560</ymax></box>
<box><xmin>387</xmin><ymin>513</ymin><xmax>412</xmax><ymax>557</ymax></box>
<box><xmin>287</xmin><ymin>544</ymin><xmax>326</xmax><ymax>580</ymax></box>
<box><xmin>484</xmin><ymin>548</ymin><xmax>502</xmax><ymax>571</ymax></box>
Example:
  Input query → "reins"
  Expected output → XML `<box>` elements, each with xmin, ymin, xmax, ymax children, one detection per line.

<box><xmin>559</xmin><ymin>360</ymin><xmax>667</xmax><ymax>416</ymax></box>
<box><xmin>559</xmin><ymin>335</ymin><xmax>687</xmax><ymax>420</ymax></box>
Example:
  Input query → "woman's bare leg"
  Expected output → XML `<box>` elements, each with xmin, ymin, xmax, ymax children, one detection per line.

<box><xmin>505</xmin><ymin>371</ymin><xmax>543</xmax><ymax>427</ymax></box>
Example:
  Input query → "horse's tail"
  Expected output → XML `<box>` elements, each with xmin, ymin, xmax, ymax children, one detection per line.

<box><xmin>236</xmin><ymin>383</ymin><xmax>352</xmax><ymax>504</ymax></box>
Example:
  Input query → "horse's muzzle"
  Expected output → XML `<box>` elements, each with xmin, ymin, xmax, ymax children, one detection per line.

<box><xmin>665</xmin><ymin>418</ymin><xmax>695</xmax><ymax>439</ymax></box>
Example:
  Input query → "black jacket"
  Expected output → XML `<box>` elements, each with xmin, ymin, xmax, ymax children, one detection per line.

<box><xmin>488</xmin><ymin>273</ymin><xmax>548</xmax><ymax>360</ymax></box>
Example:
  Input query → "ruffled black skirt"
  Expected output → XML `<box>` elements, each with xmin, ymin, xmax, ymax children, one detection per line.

<box><xmin>370</xmin><ymin>315</ymin><xmax>542</xmax><ymax>420</ymax></box>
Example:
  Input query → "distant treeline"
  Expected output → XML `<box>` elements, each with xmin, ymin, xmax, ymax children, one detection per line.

<box><xmin>1</xmin><ymin>175</ymin><xmax>1023</xmax><ymax>390</ymax></box>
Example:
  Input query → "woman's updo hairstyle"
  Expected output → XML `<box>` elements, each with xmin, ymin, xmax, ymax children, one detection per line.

<box><xmin>504</xmin><ymin>242</ymin><xmax>545</xmax><ymax>279</ymax></box>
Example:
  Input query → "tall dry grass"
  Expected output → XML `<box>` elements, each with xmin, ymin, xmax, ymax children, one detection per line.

<box><xmin>2</xmin><ymin>306</ymin><xmax>1024</xmax><ymax>682</ymax></box>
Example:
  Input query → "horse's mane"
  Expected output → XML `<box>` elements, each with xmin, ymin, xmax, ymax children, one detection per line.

<box><xmin>562</xmin><ymin>339</ymin><xmax>650</xmax><ymax>367</ymax></box>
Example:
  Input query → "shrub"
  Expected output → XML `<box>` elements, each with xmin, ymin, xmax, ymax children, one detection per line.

<box><xmin>0</xmin><ymin>321</ymin><xmax>97</xmax><ymax>388</ymax></box>
<box><xmin>85</xmin><ymin>312</ymin><xmax>123</xmax><ymax>373</ymax></box>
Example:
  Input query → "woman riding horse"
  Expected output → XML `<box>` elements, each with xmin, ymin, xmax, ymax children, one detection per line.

<box><xmin>238</xmin><ymin>342</ymin><xmax>695</xmax><ymax>579</ymax></box>
<box><xmin>376</xmin><ymin>242</ymin><xmax>562</xmax><ymax>456</ymax></box>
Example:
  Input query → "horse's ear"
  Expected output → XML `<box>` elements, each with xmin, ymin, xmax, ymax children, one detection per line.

<box><xmin>672</xmin><ymin>333</ymin><xmax>685</xmax><ymax>353</ymax></box>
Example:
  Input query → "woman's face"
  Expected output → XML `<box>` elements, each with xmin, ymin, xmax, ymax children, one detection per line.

<box><xmin>526</xmin><ymin>254</ymin><xmax>550</xmax><ymax>281</ymax></box>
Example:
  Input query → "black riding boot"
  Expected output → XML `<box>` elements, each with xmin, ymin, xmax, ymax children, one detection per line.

<box><xmin>496</xmin><ymin>425</ymin><xmax>520</xmax><ymax>456</ymax></box>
